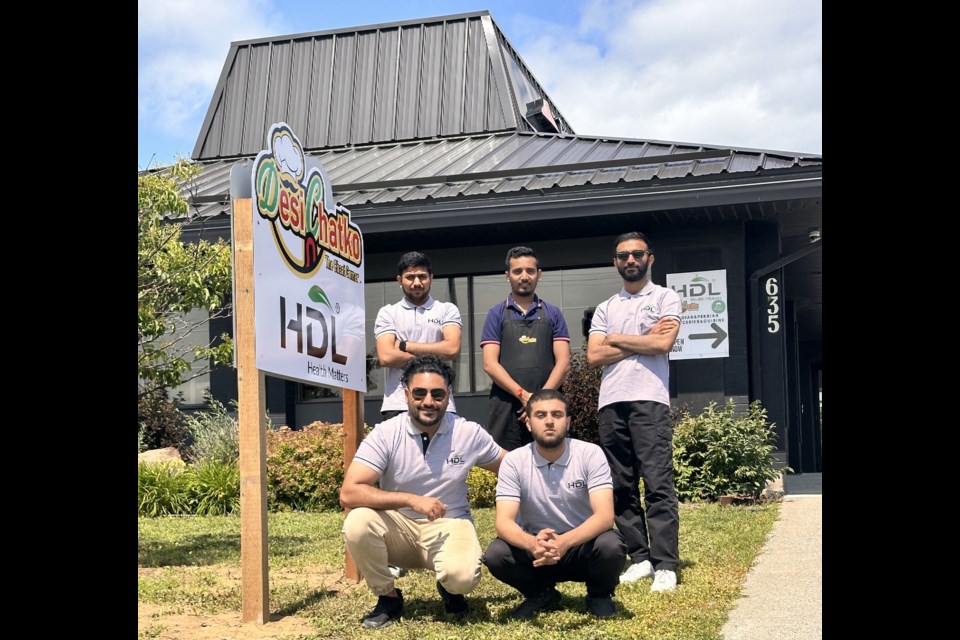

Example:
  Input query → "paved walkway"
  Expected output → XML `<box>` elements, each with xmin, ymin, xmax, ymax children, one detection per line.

<box><xmin>721</xmin><ymin>473</ymin><xmax>822</xmax><ymax>640</ymax></box>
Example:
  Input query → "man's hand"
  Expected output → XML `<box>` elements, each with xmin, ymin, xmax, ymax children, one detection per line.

<box><xmin>532</xmin><ymin>528</ymin><xmax>560</xmax><ymax>567</ymax></box>
<box><xmin>409</xmin><ymin>496</ymin><xmax>446</xmax><ymax>521</ymax></box>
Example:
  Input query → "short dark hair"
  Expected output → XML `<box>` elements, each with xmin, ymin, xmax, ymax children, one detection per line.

<box><xmin>397</xmin><ymin>251</ymin><xmax>432</xmax><ymax>275</ymax></box>
<box><xmin>400</xmin><ymin>354</ymin><xmax>455</xmax><ymax>388</ymax></box>
<box><xmin>614</xmin><ymin>232</ymin><xmax>653</xmax><ymax>254</ymax></box>
<box><xmin>505</xmin><ymin>246</ymin><xmax>539</xmax><ymax>269</ymax></box>
<box><xmin>525</xmin><ymin>388</ymin><xmax>569</xmax><ymax>414</ymax></box>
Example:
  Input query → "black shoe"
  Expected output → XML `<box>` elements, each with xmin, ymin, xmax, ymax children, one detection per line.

<box><xmin>586</xmin><ymin>595</ymin><xmax>617</xmax><ymax>618</ymax></box>
<box><xmin>437</xmin><ymin>581</ymin><xmax>470</xmax><ymax>618</ymax></box>
<box><xmin>361</xmin><ymin>590</ymin><xmax>404</xmax><ymax>629</ymax></box>
<box><xmin>509</xmin><ymin>587</ymin><xmax>562</xmax><ymax>620</ymax></box>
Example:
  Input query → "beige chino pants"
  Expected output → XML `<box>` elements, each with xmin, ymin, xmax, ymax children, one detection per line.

<box><xmin>342</xmin><ymin>507</ymin><xmax>483</xmax><ymax>596</ymax></box>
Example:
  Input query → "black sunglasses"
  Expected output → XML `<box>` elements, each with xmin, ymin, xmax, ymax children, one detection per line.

<box><xmin>615</xmin><ymin>249</ymin><xmax>650</xmax><ymax>261</ymax></box>
<box><xmin>410</xmin><ymin>387</ymin><xmax>447</xmax><ymax>401</ymax></box>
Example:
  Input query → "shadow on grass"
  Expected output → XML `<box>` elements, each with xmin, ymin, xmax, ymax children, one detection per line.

<box><xmin>138</xmin><ymin>532</ymin><xmax>241</xmax><ymax>567</ymax></box>
<box><xmin>274</xmin><ymin>588</ymin><xmax>339</xmax><ymax>617</ymax></box>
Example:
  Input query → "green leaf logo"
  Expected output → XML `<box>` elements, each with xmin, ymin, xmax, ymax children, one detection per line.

<box><xmin>307</xmin><ymin>286</ymin><xmax>332</xmax><ymax>307</ymax></box>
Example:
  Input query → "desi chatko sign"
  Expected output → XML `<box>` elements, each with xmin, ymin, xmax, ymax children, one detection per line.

<box><xmin>251</xmin><ymin>123</ymin><xmax>367</xmax><ymax>392</ymax></box>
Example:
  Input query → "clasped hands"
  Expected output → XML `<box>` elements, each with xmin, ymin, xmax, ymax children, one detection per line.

<box><xmin>531</xmin><ymin>528</ymin><xmax>567</xmax><ymax>568</ymax></box>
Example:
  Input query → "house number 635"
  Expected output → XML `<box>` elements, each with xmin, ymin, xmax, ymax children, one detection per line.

<box><xmin>765</xmin><ymin>277</ymin><xmax>780</xmax><ymax>333</ymax></box>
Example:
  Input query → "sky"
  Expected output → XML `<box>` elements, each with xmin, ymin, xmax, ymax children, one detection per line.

<box><xmin>138</xmin><ymin>0</ymin><xmax>821</xmax><ymax>170</ymax></box>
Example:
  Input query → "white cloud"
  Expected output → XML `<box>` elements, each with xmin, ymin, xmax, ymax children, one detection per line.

<box><xmin>138</xmin><ymin>0</ymin><xmax>286</xmax><ymax>139</ymax></box>
<box><xmin>523</xmin><ymin>0</ymin><xmax>822</xmax><ymax>154</ymax></box>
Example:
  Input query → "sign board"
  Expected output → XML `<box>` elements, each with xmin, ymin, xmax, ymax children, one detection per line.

<box><xmin>251</xmin><ymin>123</ymin><xmax>367</xmax><ymax>392</ymax></box>
<box><xmin>667</xmin><ymin>269</ymin><xmax>729</xmax><ymax>360</ymax></box>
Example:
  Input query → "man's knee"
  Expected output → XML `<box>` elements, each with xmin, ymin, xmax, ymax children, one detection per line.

<box><xmin>481</xmin><ymin>537</ymin><xmax>512</xmax><ymax>574</ymax></box>
<box><xmin>342</xmin><ymin>507</ymin><xmax>381</xmax><ymax>544</ymax></box>
<box><xmin>595</xmin><ymin>530</ymin><xmax>628</xmax><ymax>562</ymax></box>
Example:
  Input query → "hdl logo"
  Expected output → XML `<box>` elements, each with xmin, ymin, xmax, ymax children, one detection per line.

<box><xmin>447</xmin><ymin>453</ymin><xmax>466</xmax><ymax>465</ymax></box>
<box><xmin>567</xmin><ymin>480</ymin><xmax>586</xmax><ymax>489</ymax></box>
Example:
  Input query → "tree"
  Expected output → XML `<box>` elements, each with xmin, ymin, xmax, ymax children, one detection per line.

<box><xmin>138</xmin><ymin>159</ymin><xmax>234</xmax><ymax>398</ymax></box>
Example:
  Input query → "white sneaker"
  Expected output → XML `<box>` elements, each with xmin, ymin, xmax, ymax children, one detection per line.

<box><xmin>619</xmin><ymin>560</ymin><xmax>654</xmax><ymax>583</ymax></box>
<box><xmin>387</xmin><ymin>565</ymin><xmax>407</xmax><ymax>578</ymax></box>
<box><xmin>651</xmin><ymin>569</ymin><xmax>677</xmax><ymax>592</ymax></box>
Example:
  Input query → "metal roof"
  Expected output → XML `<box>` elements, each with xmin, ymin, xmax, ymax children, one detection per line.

<box><xmin>185</xmin><ymin>130</ymin><xmax>821</xmax><ymax>216</ymax></box>
<box><xmin>192</xmin><ymin>11</ymin><xmax>573</xmax><ymax>161</ymax></box>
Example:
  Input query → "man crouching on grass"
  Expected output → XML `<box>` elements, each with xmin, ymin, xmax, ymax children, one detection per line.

<box><xmin>482</xmin><ymin>389</ymin><xmax>627</xmax><ymax>620</ymax></box>
<box><xmin>340</xmin><ymin>354</ymin><xmax>507</xmax><ymax>629</ymax></box>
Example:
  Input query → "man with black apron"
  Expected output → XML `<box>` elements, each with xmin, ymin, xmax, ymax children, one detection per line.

<box><xmin>480</xmin><ymin>247</ymin><xmax>571</xmax><ymax>450</ymax></box>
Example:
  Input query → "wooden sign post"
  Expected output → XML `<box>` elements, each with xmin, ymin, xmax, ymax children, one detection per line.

<box><xmin>233</xmin><ymin>197</ymin><xmax>271</xmax><ymax>624</ymax></box>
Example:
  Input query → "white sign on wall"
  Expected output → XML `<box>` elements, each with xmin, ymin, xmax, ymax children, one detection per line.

<box><xmin>251</xmin><ymin>123</ymin><xmax>367</xmax><ymax>392</ymax></box>
<box><xmin>667</xmin><ymin>269</ymin><xmax>729</xmax><ymax>360</ymax></box>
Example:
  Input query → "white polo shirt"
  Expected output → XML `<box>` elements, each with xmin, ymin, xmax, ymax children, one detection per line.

<box><xmin>589</xmin><ymin>281</ymin><xmax>681</xmax><ymax>409</ymax></box>
<box><xmin>374</xmin><ymin>296</ymin><xmax>462</xmax><ymax>412</ymax></box>
<box><xmin>496</xmin><ymin>438</ymin><xmax>612</xmax><ymax>536</ymax></box>
<box><xmin>353</xmin><ymin>412</ymin><xmax>502</xmax><ymax>521</ymax></box>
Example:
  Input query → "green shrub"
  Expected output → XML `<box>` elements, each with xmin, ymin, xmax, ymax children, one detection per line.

<box><xmin>672</xmin><ymin>400</ymin><xmax>784</xmax><ymax>502</ymax></box>
<box><xmin>138</xmin><ymin>389</ymin><xmax>190</xmax><ymax>452</ymax></box>
<box><xmin>183</xmin><ymin>394</ymin><xmax>240</xmax><ymax>464</ymax></box>
<box><xmin>187</xmin><ymin>459</ymin><xmax>240</xmax><ymax>515</ymax></box>
<box><xmin>266</xmin><ymin>422</ymin><xmax>351</xmax><ymax>511</ymax></box>
<box><xmin>467</xmin><ymin>466</ymin><xmax>498</xmax><ymax>508</ymax></box>
<box><xmin>138</xmin><ymin>461</ymin><xmax>190</xmax><ymax>516</ymax></box>
<box><xmin>565</xmin><ymin>348</ymin><xmax>602</xmax><ymax>445</ymax></box>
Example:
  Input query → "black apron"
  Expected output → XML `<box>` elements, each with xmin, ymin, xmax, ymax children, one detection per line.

<box><xmin>486</xmin><ymin>305</ymin><xmax>556</xmax><ymax>450</ymax></box>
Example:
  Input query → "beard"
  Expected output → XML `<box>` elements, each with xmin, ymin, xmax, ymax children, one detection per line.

<box><xmin>409</xmin><ymin>405</ymin><xmax>444</xmax><ymax>428</ymax></box>
<box><xmin>533</xmin><ymin>430</ymin><xmax>567</xmax><ymax>450</ymax></box>
<box><xmin>617</xmin><ymin>261</ymin><xmax>648</xmax><ymax>282</ymax></box>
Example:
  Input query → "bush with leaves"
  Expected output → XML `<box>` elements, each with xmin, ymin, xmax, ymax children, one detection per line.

<box><xmin>672</xmin><ymin>400</ymin><xmax>785</xmax><ymax>502</ymax></box>
<box><xmin>266</xmin><ymin>422</ymin><xmax>363</xmax><ymax>511</ymax></box>
<box><xmin>183</xmin><ymin>394</ymin><xmax>240</xmax><ymax>464</ymax></box>
<box><xmin>138</xmin><ymin>389</ymin><xmax>190</xmax><ymax>453</ymax></box>
<box><xmin>138</xmin><ymin>461</ymin><xmax>189</xmax><ymax>517</ymax></box>
<box><xmin>186</xmin><ymin>459</ymin><xmax>240</xmax><ymax>515</ymax></box>
<box><xmin>564</xmin><ymin>347</ymin><xmax>602</xmax><ymax>445</ymax></box>
<box><xmin>466</xmin><ymin>466</ymin><xmax>498</xmax><ymax>508</ymax></box>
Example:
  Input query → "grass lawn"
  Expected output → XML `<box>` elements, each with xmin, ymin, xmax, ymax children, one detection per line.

<box><xmin>139</xmin><ymin>502</ymin><xmax>779</xmax><ymax>639</ymax></box>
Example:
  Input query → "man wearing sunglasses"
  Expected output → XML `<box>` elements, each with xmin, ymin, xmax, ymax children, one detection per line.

<box><xmin>481</xmin><ymin>246</ymin><xmax>571</xmax><ymax>450</ymax></box>
<box><xmin>375</xmin><ymin>251</ymin><xmax>462</xmax><ymax>420</ymax></box>
<box><xmin>340</xmin><ymin>354</ymin><xmax>507</xmax><ymax>629</ymax></box>
<box><xmin>587</xmin><ymin>232</ymin><xmax>682</xmax><ymax>593</ymax></box>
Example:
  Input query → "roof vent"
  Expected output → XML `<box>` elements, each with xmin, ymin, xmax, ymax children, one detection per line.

<box><xmin>525</xmin><ymin>98</ymin><xmax>560</xmax><ymax>133</ymax></box>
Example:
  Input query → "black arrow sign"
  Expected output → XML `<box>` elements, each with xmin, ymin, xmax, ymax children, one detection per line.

<box><xmin>689</xmin><ymin>323</ymin><xmax>728</xmax><ymax>349</ymax></box>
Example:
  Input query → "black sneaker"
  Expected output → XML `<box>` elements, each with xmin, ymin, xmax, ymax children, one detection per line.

<box><xmin>586</xmin><ymin>595</ymin><xmax>618</xmax><ymax>618</ymax></box>
<box><xmin>361</xmin><ymin>590</ymin><xmax>404</xmax><ymax>629</ymax></box>
<box><xmin>509</xmin><ymin>587</ymin><xmax>562</xmax><ymax>620</ymax></box>
<box><xmin>436</xmin><ymin>580</ymin><xmax>470</xmax><ymax>618</ymax></box>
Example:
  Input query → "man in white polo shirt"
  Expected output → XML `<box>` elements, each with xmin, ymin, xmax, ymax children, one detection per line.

<box><xmin>340</xmin><ymin>354</ymin><xmax>506</xmax><ymax>629</ymax></box>
<box><xmin>375</xmin><ymin>251</ymin><xmax>462</xmax><ymax>420</ymax></box>
<box><xmin>482</xmin><ymin>389</ymin><xmax>626</xmax><ymax>619</ymax></box>
<box><xmin>587</xmin><ymin>231</ymin><xmax>682</xmax><ymax>593</ymax></box>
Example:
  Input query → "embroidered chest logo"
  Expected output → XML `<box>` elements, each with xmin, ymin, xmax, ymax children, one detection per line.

<box><xmin>427</xmin><ymin>318</ymin><xmax>442</xmax><ymax>325</ymax></box>
<box><xmin>641</xmin><ymin>305</ymin><xmax>654</xmax><ymax>312</ymax></box>
<box><xmin>447</xmin><ymin>453</ymin><xmax>466</xmax><ymax>465</ymax></box>
<box><xmin>518</xmin><ymin>335</ymin><xmax>538</xmax><ymax>344</ymax></box>
<box><xmin>567</xmin><ymin>479</ymin><xmax>586</xmax><ymax>489</ymax></box>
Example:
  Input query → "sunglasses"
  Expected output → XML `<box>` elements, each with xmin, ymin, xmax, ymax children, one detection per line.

<box><xmin>615</xmin><ymin>249</ymin><xmax>650</xmax><ymax>261</ymax></box>
<box><xmin>410</xmin><ymin>387</ymin><xmax>447</xmax><ymax>401</ymax></box>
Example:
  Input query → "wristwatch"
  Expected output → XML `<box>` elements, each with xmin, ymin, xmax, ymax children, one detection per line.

<box><xmin>399</xmin><ymin>339</ymin><xmax>407</xmax><ymax>353</ymax></box>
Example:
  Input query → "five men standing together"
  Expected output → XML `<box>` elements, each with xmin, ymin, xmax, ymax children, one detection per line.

<box><xmin>343</xmin><ymin>233</ymin><xmax>682</xmax><ymax>628</ymax></box>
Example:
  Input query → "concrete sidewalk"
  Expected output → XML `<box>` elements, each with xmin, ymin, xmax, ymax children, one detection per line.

<box><xmin>721</xmin><ymin>473</ymin><xmax>822</xmax><ymax>640</ymax></box>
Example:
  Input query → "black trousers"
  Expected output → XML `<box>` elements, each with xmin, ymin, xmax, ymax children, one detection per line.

<box><xmin>482</xmin><ymin>529</ymin><xmax>626</xmax><ymax>598</ymax></box>
<box><xmin>598</xmin><ymin>400</ymin><xmax>680</xmax><ymax>571</ymax></box>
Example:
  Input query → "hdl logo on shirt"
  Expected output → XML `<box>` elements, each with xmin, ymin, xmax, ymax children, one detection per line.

<box><xmin>567</xmin><ymin>479</ymin><xmax>586</xmax><ymax>489</ymax></box>
<box><xmin>447</xmin><ymin>453</ymin><xmax>466</xmax><ymax>465</ymax></box>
